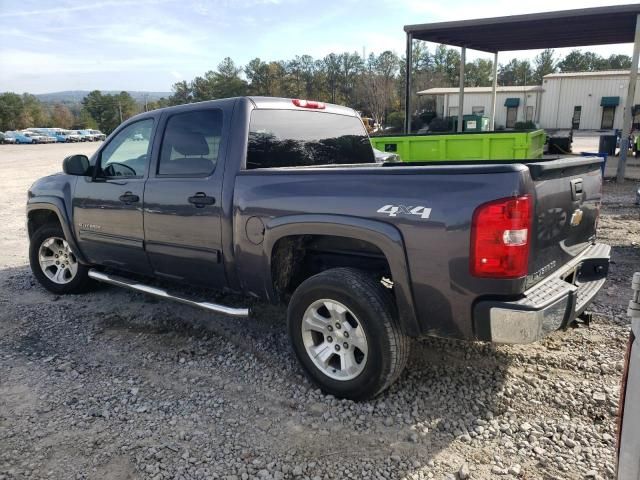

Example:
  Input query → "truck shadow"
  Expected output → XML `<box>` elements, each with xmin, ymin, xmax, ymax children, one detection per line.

<box><xmin>1</xmin><ymin>265</ymin><xmax>513</xmax><ymax>477</ymax></box>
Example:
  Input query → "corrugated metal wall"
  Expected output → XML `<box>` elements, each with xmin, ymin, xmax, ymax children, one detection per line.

<box><xmin>441</xmin><ymin>91</ymin><xmax>540</xmax><ymax>128</ymax></box>
<box><xmin>539</xmin><ymin>74</ymin><xmax>640</xmax><ymax>130</ymax></box>
<box><xmin>424</xmin><ymin>74</ymin><xmax>640</xmax><ymax>131</ymax></box>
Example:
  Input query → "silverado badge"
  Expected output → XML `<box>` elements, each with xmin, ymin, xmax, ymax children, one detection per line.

<box><xmin>570</xmin><ymin>209</ymin><xmax>583</xmax><ymax>227</ymax></box>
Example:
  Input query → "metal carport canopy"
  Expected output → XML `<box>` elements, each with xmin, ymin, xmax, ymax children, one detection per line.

<box><xmin>403</xmin><ymin>3</ymin><xmax>640</xmax><ymax>182</ymax></box>
<box><xmin>404</xmin><ymin>4</ymin><xmax>640</xmax><ymax>53</ymax></box>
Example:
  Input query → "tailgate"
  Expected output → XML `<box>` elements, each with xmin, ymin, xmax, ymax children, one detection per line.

<box><xmin>526</xmin><ymin>156</ymin><xmax>603</xmax><ymax>287</ymax></box>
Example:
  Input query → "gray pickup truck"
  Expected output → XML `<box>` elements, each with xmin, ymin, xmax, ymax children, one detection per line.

<box><xmin>27</xmin><ymin>96</ymin><xmax>610</xmax><ymax>400</ymax></box>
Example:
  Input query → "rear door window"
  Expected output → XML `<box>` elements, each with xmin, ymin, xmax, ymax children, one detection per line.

<box><xmin>158</xmin><ymin>109</ymin><xmax>222</xmax><ymax>177</ymax></box>
<box><xmin>246</xmin><ymin>110</ymin><xmax>374</xmax><ymax>169</ymax></box>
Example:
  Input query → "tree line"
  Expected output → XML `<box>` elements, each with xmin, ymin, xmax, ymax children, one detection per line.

<box><xmin>165</xmin><ymin>45</ymin><xmax>632</xmax><ymax>129</ymax></box>
<box><xmin>0</xmin><ymin>91</ymin><xmax>169</xmax><ymax>133</ymax></box>
<box><xmin>0</xmin><ymin>44</ymin><xmax>632</xmax><ymax>134</ymax></box>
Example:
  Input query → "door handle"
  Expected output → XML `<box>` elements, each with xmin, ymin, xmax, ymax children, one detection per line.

<box><xmin>188</xmin><ymin>192</ymin><xmax>215</xmax><ymax>208</ymax></box>
<box><xmin>119</xmin><ymin>192</ymin><xmax>139</xmax><ymax>204</ymax></box>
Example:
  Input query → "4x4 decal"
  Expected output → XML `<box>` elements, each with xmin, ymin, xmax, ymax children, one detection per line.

<box><xmin>377</xmin><ymin>205</ymin><xmax>432</xmax><ymax>219</ymax></box>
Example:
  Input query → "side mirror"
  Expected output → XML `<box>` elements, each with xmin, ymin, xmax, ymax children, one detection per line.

<box><xmin>62</xmin><ymin>155</ymin><xmax>90</xmax><ymax>176</ymax></box>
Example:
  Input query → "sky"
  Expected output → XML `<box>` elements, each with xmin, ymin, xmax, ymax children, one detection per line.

<box><xmin>0</xmin><ymin>0</ymin><xmax>636</xmax><ymax>94</ymax></box>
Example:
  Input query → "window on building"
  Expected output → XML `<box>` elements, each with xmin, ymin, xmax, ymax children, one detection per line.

<box><xmin>572</xmin><ymin>106</ymin><xmax>582</xmax><ymax>129</ymax></box>
<box><xmin>448</xmin><ymin>107</ymin><xmax>459</xmax><ymax>117</ymax></box>
<box><xmin>472</xmin><ymin>106</ymin><xmax>485</xmax><ymax>115</ymax></box>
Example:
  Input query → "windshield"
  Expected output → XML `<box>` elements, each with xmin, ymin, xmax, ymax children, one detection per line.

<box><xmin>246</xmin><ymin>109</ymin><xmax>374</xmax><ymax>169</ymax></box>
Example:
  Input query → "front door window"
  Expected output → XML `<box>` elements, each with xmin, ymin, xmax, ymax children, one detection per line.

<box><xmin>99</xmin><ymin>120</ymin><xmax>154</xmax><ymax>178</ymax></box>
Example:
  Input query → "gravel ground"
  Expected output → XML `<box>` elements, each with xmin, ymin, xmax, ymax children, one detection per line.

<box><xmin>0</xmin><ymin>144</ymin><xmax>638</xmax><ymax>480</ymax></box>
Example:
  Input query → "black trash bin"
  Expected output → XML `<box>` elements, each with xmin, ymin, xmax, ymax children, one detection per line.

<box><xmin>548</xmin><ymin>136</ymin><xmax>572</xmax><ymax>154</ymax></box>
<box><xmin>599</xmin><ymin>134</ymin><xmax>617</xmax><ymax>156</ymax></box>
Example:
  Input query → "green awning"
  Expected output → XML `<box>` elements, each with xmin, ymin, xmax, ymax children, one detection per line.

<box><xmin>504</xmin><ymin>98</ymin><xmax>520</xmax><ymax>107</ymax></box>
<box><xmin>601</xmin><ymin>96</ymin><xmax>620</xmax><ymax>107</ymax></box>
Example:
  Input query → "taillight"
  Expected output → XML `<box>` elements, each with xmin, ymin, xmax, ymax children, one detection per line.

<box><xmin>292</xmin><ymin>99</ymin><xmax>325</xmax><ymax>109</ymax></box>
<box><xmin>470</xmin><ymin>196</ymin><xmax>532</xmax><ymax>278</ymax></box>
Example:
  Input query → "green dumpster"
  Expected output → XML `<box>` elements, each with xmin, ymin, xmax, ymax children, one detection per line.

<box><xmin>463</xmin><ymin>115</ymin><xmax>489</xmax><ymax>132</ymax></box>
<box><xmin>370</xmin><ymin>130</ymin><xmax>545</xmax><ymax>162</ymax></box>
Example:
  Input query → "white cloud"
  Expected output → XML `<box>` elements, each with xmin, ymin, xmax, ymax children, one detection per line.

<box><xmin>0</xmin><ymin>0</ymin><xmax>171</xmax><ymax>18</ymax></box>
<box><xmin>0</xmin><ymin>28</ymin><xmax>52</xmax><ymax>43</ymax></box>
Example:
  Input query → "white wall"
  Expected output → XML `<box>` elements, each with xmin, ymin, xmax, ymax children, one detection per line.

<box><xmin>440</xmin><ymin>91</ymin><xmax>540</xmax><ymax>128</ymax></box>
<box><xmin>539</xmin><ymin>74</ymin><xmax>640</xmax><ymax>130</ymax></box>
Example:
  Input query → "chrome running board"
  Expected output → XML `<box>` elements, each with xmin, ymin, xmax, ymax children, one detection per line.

<box><xmin>88</xmin><ymin>270</ymin><xmax>250</xmax><ymax>318</ymax></box>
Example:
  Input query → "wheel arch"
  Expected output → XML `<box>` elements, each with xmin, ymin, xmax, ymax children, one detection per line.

<box><xmin>263</xmin><ymin>214</ymin><xmax>419</xmax><ymax>336</ymax></box>
<box><xmin>27</xmin><ymin>198</ymin><xmax>88</xmax><ymax>264</ymax></box>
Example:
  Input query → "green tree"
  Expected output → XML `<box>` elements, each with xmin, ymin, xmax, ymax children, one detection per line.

<box><xmin>337</xmin><ymin>52</ymin><xmax>364</xmax><ymax>105</ymax></box>
<box><xmin>323</xmin><ymin>53</ymin><xmax>342</xmax><ymax>103</ymax></box>
<box><xmin>0</xmin><ymin>93</ymin><xmax>24</xmax><ymax>131</ymax></box>
<box><xmin>22</xmin><ymin>94</ymin><xmax>49</xmax><ymax>127</ymax></box>
<box><xmin>607</xmin><ymin>54</ymin><xmax>632</xmax><ymax>70</ymax></box>
<box><xmin>532</xmin><ymin>49</ymin><xmax>557</xmax><ymax>83</ymax></box>
<box><xmin>211</xmin><ymin>57</ymin><xmax>247</xmax><ymax>98</ymax></box>
<box><xmin>433</xmin><ymin>45</ymin><xmax>461</xmax><ymax>86</ymax></box>
<box><xmin>498</xmin><ymin>59</ymin><xmax>533</xmax><ymax>85</ymax></box>
<box><xmin>81</xmin><ymin>90</ymin><xmax>137</xmax><ymax>134</ymax></box>
<box><xmin>245</xmin><ymin>58</ymin><xmax>273</xmax><ymax>95</ymax></box>
<box><xmin>557</xmin><ymin>50</ymin><xmax>606</xmax><ymax>72</ymax></box>
<box><xmin>465</xmin><ymin>58</ymin><xmax>493</xmax><ymax>87</ymax></box>
<box><xmin>77</xmin><ymin>108</ymin><xmax>98</xmax><ymax>129</ymax></box>
<box><xmin>51</xmin><ymin>104</ymin><xmax>74</xmax><ymax>128</ymax></box>
<box><xmin>169</xmin><ymin>81</ymin><xmax>193</xmax><ymax>105</ymax></box>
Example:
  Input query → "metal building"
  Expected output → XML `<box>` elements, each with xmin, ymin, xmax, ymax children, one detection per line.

<box><xmin>539</xmin><ymin>70</ymin><xmax>639</xmax><ymax>130</ymax></box>
<box><xmin>419</xmin><ymin>70</ymin><xmax>640</xmax><ymax>131</ymax></box>
<box><xmin>418</xmin><ymin>86</ymin><xmax>543</xmax><ymax>129</ymax></box>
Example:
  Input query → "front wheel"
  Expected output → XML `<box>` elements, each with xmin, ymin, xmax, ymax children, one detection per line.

<box><xmin>287</xmin><ymin>268</ymin><xmax>410</xmax><ymax>400</ymax></box>
<box><xmin>29</xmin><ymin>224</ymin><xmax>94</xmax><ymax>294</ymax></box>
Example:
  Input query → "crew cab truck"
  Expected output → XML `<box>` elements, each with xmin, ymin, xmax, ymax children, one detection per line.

<box><xmin>27</xmin><ymin>97</ymin><xmax>610</xmax><ymax>400</ymax></box>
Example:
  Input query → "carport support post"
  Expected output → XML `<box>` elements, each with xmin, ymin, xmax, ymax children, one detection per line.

<box><xmin>490</xmin><ymin>52</ymin><xmax>498</xmax><ymax>130</ymax></box>
<box><xmin>457</xmin><ymin>47</ymin><xmax>466</xmax><ymax>133</ymax></box>
<box><xmin>617</xmin><ymin>14</ymin><xmax>640</xmax><ymax>183</ymax></box>
<box><xmin>404</xmin><ymin>33</ymin><xmax>413</xmax><ymax>134</ymax></box>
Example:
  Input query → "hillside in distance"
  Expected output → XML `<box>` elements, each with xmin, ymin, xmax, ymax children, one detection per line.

<box><xmin>35</xmin><ymin>90</ymin><xmax>171</xmax><ymax>103</ymax></box>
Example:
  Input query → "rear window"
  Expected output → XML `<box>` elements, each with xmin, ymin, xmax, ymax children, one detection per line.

<box><xmin>246</xmin><ymin>110</ymin><xmax>374</xmax><ymax>169</ymax></box>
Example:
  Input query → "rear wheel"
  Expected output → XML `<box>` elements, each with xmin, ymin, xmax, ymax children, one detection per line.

<box><xmin>29</xmin><ymin>224</ymin><xmax>94</xmax><ymax>294</ymax></box>
<box><xmin>287</xmin><ymin>267</ymin><xmax>410</xmax><ymax>400</ymax></box>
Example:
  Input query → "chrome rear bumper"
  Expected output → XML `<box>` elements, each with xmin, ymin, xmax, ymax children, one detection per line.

<box><xmin>474</xmin><ymin>243</ymin><xmax>610</xmax><ymax>344</ymax></box>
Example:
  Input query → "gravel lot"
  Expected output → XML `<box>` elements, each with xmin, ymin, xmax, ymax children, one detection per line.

<box><xmin>0</xmin><ymin>143</ymin><xmax>638</xmax><ymax>480</ymax></box>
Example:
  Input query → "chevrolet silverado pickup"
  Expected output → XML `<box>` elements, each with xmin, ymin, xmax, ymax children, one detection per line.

<box><xmin>27</xmin><ymin>97</ymin><xmax>610</xmax><ymax>400</ymax></box>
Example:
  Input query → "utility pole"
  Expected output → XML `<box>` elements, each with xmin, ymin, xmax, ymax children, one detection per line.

<box><xmin>118</xmin><ymin>101</ymin><xmax>123</xmax><ymax>124</ymax></box>
<box><xmin>617</xmin><ymin>14</ymin><xmax>640</xmax><ymax>183</ymax></box>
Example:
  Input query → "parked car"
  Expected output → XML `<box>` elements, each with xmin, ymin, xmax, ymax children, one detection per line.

<box><xmin>62</xmin><ymin>130</ymin><xmax>82</xmax><ymax>142</ymax></box>
<box><xmin>89</xmin><ymin>129</ymin><xmax>106</xmax><ymax>141</ymax></box>
<box><xmin>73</xmin><ymin>130</ymin><xmax>93</xmax><ymax>142</ymax></box>
<box><xmin>26</xmin><ymin>97</ymin><xmax>610</xmax><ymax>400</ymax></box>
<box><xmin>31</xmin><ymin>129</ymin><xmax>60</xmax><ymax>143</ymax></box>
<box><xmin>24</xmin><ymin>131</ymin><xmax>53</xmax><ymax>144</ymax></box>
<box><xmin>0</xmin><ymin>132</ymin><xmax>16</xmax><ymax>144</ymax></box>
<box><xmin>7</xmin><ymin>131</ymin><xmax>35</xmax><ymax>144</ymax></box>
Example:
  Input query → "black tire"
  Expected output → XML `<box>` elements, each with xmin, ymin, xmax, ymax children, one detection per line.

<box><xmin>29</xmin><ymin>223</ymin><xmax>94</xmax><ymax>294</ymax></box>
<box><xmin>287</xmin><ymin>267</ymin><xmax>410</xmax><ymax>400</ymax></box>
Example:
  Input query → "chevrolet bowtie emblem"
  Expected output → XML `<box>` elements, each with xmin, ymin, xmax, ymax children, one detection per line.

<box><xmin>570</xmin><ymin>209</ymin><xmax>583</xmax><ymax>227</ymax></box>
